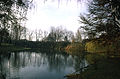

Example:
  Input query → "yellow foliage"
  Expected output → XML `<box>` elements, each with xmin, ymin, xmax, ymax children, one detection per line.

<box><xmin>85</xmin><ymin>53</ymin><xmax>106</xmax><ymax>64</ymax></box>
<box><xmin>65</xmin><ymin>43</ymin><xmax>84</xmax><ymax>55</ymax></box>
<box><xmin>85</xmin><ymin>40</ymin><xmax>117</xmax><ymax>53</ymax></box>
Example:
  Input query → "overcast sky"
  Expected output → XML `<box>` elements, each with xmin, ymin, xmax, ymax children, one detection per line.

<box><xmin>26</xmin><ymin>0</ymin><xmax>88</xmax><ymax>33</ymax></box>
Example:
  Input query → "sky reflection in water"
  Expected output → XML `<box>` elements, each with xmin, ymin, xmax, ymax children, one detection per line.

<box><xmin>0</xmin><ymin>51</ymin><xmax>87</xmax><ymax>79</ymax></box>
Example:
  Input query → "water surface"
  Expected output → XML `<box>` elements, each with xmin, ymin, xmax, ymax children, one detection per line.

<box><xmin>0</xmin><ymin>51</ymin><xmax>87</xmax><ymax>79</ymax></box>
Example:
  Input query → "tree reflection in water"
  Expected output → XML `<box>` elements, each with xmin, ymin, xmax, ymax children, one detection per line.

<box><xmin>0</xmin><ymin>51</ymin><xmax>87</xmax><ymax>79</ymax></box>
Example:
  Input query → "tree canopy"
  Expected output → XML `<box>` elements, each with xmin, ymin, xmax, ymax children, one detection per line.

<box><xmin>0</xmin><ymin>0</ymin><xmax>30</xmax><ymax>43</ymax></box>
<box><xmin>79</xmin><ymin>0</ymin><xmax>120</xmax><ymax>38</ymax></box>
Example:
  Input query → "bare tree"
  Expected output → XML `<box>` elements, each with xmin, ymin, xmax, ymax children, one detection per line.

<box><xmin>75</xmin><ymin>29</ymin><xmax>82</xmax><ymax>42</ymax></box>
<box><xmin>42</xmin><ymin>26</ymin><xmax>75</xmax><ymax>42</ymax></box>
<box><xmin>35</xmin><ymin>29</ymin><xmax>43</xmax><ymax>41</ymax></box>
<box><xmin>21</xmin><ymin>27</ymin><xmax>27</xmax><ymax>40</ymax></box>
<box><xmin>64</xmin><ymin>30</ymin><xmax>74</xmax><ymax>42</ymax></box>
<box><xmin>42</xmin><ymin>31</ymin><xmax>48</xmax><ymax>41</ymax></box>
<box><xmin>28</xmin><ymin>31</ymin><xmax>34</xmax><ymax>41</ymax></box>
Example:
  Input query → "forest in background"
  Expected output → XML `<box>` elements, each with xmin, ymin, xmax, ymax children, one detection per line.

<box><xmin>0</xmin><ymin>0</ymin><xmax>120</xmax><ymax>53</ymax></box>
<box><xmin>0</xmin><ymin>0</ymin><xmax>120</xmax><ymax>54</ymax></box>
<box><xmin>0</xmin><ymin>0</ymin><xmax>83</xmax><ymax>52</ymax></box>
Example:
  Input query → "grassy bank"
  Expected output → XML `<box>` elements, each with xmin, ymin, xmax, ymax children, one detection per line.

<box><xmin>65</xmin><ymin>37</ymin><xmax>120</xmax><ymax>56</ymax></box>
<box><xmin>65</xmin><ymin>37</ymin><xmax>120</xmax><ymax>79</ymax></box>
<box><xmin>0</xmin><ymin>41</ymin><xmax>69</xmax><ymax>53</ymax></box>
<box><xmin>85</xmin><ymin>37</ymin><xmax>120</xmax><ymax>55</ymax></box>
<box><xmin>66</xmin><ymin>53</ymin><xmax>120</xmax><ymax>79</ymax></box>
<box><xmin>0</xmin><ymin>43</ymin><xmax>30</xmax><ymax>52</ymax></box>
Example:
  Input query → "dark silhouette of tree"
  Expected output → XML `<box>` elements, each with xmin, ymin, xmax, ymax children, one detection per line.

<box><xmin>0</xmin><ymin>0</ymin><xmax>30</xmax><ymax>44</ymax></box>
<box><xmin>42</xmin><ymin>31</ymin><xmax>48</xmax><ymax>41</ymax></box>
<box><xmin>0</xmin><ymin>28</ymin><xmax>9</xmax><ymax>45</ymax></box>
<box><xmin>75</xmin><ymin>29</ymin><xmax>82</xmax><ymax>42</ymax></box>
<box><xmin>35</xmin><ymin>29</ymin><xmax>43</xmax><ymax>41</ymax></box>
<box><xmin>45</xmin><ymin>26</ymin><xmax>60</xmax><ymax>42</ymax></box>
<box><xmin>64</xmin><ymin>30</ymin><xmax>74</xmax><ymax>42</ymax></box>
<box><xmin>79</xmin><ymin>0</ymin><xmax>120</xmax><ymax>38</ymax></box>
<box><xmin>28</xmin><ymin>31</ymin><xmax>34</xmax><ymax>41</ymax></box>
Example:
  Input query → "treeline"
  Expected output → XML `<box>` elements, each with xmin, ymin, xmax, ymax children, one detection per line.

<box><xmin>0</xmin><ymin>0</ymin><xmax>84</xmax><ymax>48</ymax></box>
<box><xmin>10</xmin><ymin>39</ymin><xmax>70</xmax><ymax>51</ymax></box>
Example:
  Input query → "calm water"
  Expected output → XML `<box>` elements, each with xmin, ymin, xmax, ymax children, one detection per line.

<box><xmin>0</xmin><ymin>51</ymin><xmax>87</xmax><ymax>79</ymax></box>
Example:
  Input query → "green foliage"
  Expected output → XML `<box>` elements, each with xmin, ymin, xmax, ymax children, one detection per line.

<box><xmin>0</xmin><ymin>43</ymin><xmax>30</xmax><ymax>52</ymax></box>
<box><xmin>9</xmin><ymin>40</ymin><xmax>70</xmax><ymax>52</ymax></box>
<box><xmin>1</xmin><ymin>43</ymin><xmax>13</xmax><ymax>46</ymax></box>
<box><xmin>0</xmin><ymin>38</ymin><xmax>70</xmax><ymax>52</ymax></box>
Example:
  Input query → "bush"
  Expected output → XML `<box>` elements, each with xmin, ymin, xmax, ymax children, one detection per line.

<box><xmin>65</xmin><ymin>43</ymin><xmax>84</xmax><ymax>55</ymax></box>
<box><xmin>85</xmin><ymin>38</ymin><xmax>120</xmax><ymax>55</ymax></box>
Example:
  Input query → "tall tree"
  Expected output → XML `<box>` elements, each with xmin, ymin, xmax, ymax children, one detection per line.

<box><xmin>64</xmin><ymin>30</ymin><xmax>74</xmax><ymax>42</ymax></box>
<box><xmin>0</xmin><ymin>0</ymin><xmax>30</xmax><ymax>44</ymax></box>
<box><xmin>75</xmin><ymin>29</ymin><xmax>82</xmax><ymax>42</ymax></box>
<box><xmin>79</xmin><ymin>0</ymin><xmax>120</xmax><ymax>38</ymax></box>
<box><xmin>44</xmin><ymin>26</ymin><xmax>74</xmax><ymax>42</ymax></box>
<box><xmin>28</xmin><ymin>31</ymin><xmax>34</xmax><ymax>41</ymax></box>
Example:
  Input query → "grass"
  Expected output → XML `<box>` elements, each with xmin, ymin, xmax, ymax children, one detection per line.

<box><xmin>0</xmin><ymin>43</ymin><xmax>31</xmax><ymax>52</ymax></box>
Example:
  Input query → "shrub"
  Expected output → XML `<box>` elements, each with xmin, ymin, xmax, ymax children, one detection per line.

<box><xmin>65</xmin><ymin>43</ymin><xmax>84</xmax><ymax>55</ymax></box>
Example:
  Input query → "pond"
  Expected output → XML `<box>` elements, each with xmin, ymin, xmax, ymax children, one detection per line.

<box><xmin>0</xmin><ymin>51</ymin><xmax>87</xmax><ymax>79</ymax></box>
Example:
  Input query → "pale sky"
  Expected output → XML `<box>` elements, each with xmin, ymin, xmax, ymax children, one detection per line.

<box><xmin>26</xmin><ymin>0</ymin><xmax>88</xmax><ymax>33</ymax></box>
